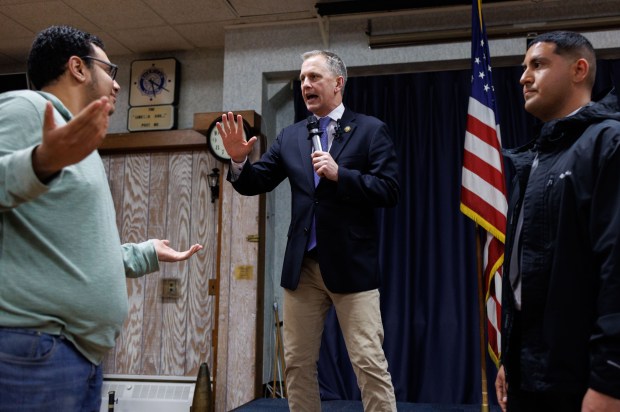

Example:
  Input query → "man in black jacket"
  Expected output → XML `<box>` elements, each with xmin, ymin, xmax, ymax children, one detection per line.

<box><xmin>217</xmin><ymin>50</ymin><xmax>398</xmax><ymax>411</ymax></box>
<box><xmin>495</xmin><ymin>31</ymin><xmax>620</xmax><ymax>411</ymax></box>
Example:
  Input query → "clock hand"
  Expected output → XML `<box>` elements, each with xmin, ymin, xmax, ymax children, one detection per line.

<box><xmin>149</xmin><ymin>78</ymin><xmax>170</xmax><ymax>93</ymax></box>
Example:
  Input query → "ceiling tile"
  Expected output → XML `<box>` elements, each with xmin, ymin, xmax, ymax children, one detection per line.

<box><xmin>0</xmin><ymin>0</ymin><xmax>44</xmax><ymax>4</ymax></box>
<box><xmin>0</xmin><ymin>35</ymin><xmax>35</xmax><ymax>62</ymax></box>
<box><xmin>112</xmin><ymin>26</ymin><xmax>194</xmax><ymax>54</ymax></box>
<box><xmin>2</xmin><ymin>1</ymin><xmax>99</xmax><ymax>33</ymax></box>
<box><xmin>174</xmin><ymin>22</ymin><xmax>226</xmax><ymax>49</ymax></box>
<box><xmin>92</xmin><ymin>31</ymin><xmax>132</xmax><ymax>57</ymax></box>
<box><xmin>0</xmin><ymin>12</ymin><xmax>33</xmax><ymax>38</ymax></box>
<box><xmin>147</xmin><ymin>0</ymin><xmax>236</xmax><ymax>25</ymax></box>
<box><xmin>231</xmin><ymin>0</ymin><xmax>316</xmax><ymax>17</ymax></box>
<box><xmin>63</xmin><ymin>0</ymin><xmax>165</xmax><ymax>30</ymax></box>
<box><xmin>0</xmin><ymin>53</ymin><xmax>19</xmax><ymax>65</ymax></box>
<box><xmin>1</xmin><ymin>0</ymin><xmax>620</xmax><ymax>71</ymax></box>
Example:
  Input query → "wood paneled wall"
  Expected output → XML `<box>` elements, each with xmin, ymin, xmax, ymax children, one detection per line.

<box><xmin>100</xmin><ymin>150</ymin><xmax>218</xmax><ymax>378</ymax></box>
<box><xmin>99</xmin><ymin>112</ymin><xmax>264</xmax><ymax>408</ymax></box>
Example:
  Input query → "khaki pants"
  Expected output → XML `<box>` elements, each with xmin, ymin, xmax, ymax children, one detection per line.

<box><xmin>283</xmin><ymin>257</ymin><xmax>396</xmax><ymax>412</ymax></box>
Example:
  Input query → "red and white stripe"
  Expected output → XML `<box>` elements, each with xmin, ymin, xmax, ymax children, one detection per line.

<box><xmin>461</xmin><ymin>96</ymin><xmax>507</xmax><ymax>367</ymax></box>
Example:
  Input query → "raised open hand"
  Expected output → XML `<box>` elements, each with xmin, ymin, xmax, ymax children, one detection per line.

<box><xmin>32</xmin><ymin>97</ymin><xmax>112</xmax><ymax>181</ymax></box>
<box><xmin>215</xmin><ymin>112</ymin><xmax>258</xmax><ymax>163</ymax></box>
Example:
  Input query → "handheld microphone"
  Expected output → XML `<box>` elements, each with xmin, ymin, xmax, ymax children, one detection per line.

<box><xmin>306</xmin><ymin>116</ymin><xmax>323</xmax><ymax>152</ymax></box>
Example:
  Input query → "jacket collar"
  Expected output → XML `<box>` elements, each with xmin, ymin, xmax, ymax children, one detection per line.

<box><xmin>536</xmin><ymin>90</ymin><xmax>620</xmax><ymax>151</ymax></box>
<box><xmin>328</xmin><ymin>108</ymin><xmax>356</xmax><ymax>160</ymax></box>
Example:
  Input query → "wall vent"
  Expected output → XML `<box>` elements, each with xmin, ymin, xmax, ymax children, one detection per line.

<box><xmin>99</xmin><ymin>374</ymin><xmax>195</xmax><ymax>412</ymax></box>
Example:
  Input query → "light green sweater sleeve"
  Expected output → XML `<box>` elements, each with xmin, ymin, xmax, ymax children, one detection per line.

<box><xmin>0</xmin><ymin>93</ymin><xmax>60</xmax><ymax>211</ymax></box>
<box><xmin>122</xmin><ymin>240</ymin><xmax>160</xmax><ymax>278</ymax></box>
<box><xmin>0</xmin><ymin>90</ymin><xmax>160</xmax><ymax>364</ymax></box>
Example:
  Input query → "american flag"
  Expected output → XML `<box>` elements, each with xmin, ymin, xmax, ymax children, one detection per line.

<box><xmin>460</xmin><ymin>0</ymin><xmax>507</xmax><ymax>367</ymax></box>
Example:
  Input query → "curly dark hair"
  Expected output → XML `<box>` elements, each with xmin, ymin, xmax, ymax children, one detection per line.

<box><xmin>27</xmin><ymin>26</ymin><xmax>105</xmax><ymax>90</ymax></box>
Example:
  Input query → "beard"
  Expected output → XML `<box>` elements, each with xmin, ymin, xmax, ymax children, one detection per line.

<box><xmin>87</xmin><ymin>75</ymin><xmax>115</xmax><ymax>115</ymax></box>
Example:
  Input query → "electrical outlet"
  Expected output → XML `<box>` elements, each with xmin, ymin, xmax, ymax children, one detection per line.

<box><xmin>162</xmin><ymin>278</ymin><xmax>180</xmax><ymax>299</ymax></box>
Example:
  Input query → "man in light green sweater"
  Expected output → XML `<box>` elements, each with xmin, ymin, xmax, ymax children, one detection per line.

<box><xmin>0</xmin><ymin>26</ymin><xmax>202</xmax><ymax>411</ymax></box>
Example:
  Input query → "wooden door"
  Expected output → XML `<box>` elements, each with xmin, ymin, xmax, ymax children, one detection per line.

<box><xmin>100</xmin><ymin>148</ymin><xmax>218</xmax><ymax>377</ymax></box>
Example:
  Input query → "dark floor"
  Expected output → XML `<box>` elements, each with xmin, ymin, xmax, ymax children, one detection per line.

<box><xmin>233</xmin><ymin>398</ymin><xmax>501</xmax><ymax>411</ymax></box>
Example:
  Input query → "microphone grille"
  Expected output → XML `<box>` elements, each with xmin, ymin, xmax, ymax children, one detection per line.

<box><xmin>306</xmin><ymin>115</ymin><xmax>319</xmax><ymax>131</ymax></box>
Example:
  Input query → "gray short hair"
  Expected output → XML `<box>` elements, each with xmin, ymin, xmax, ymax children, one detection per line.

<box><xmin>301</xmin><ymin>50</ymin><xmax>347</xmax><ymax>94</ymax></box>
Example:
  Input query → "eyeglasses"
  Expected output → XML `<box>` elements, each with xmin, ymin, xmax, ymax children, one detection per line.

<box><xmin>81</xmin><ymin>56</ymin><xmax>118</xmax><ymax>81</ymax></box>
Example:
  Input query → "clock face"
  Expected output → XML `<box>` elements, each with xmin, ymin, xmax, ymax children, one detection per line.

<box><xmin>139</xmin><ymin>68</ymin><xmax>167</xmax><ymax>98</ymax></box>
<box><xmin>207</xmin><ymin>119</ymin><xmax>249</xmax><ymax>162</ymax></box>
<box><xmin>129</xmin><ymin>58</ymin><xmax>178</xmax><ymax>106</ymax></box>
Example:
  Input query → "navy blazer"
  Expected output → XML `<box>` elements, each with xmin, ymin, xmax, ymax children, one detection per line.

<box><xmin>229</xmin><ymin>108</ymin><xmax>399</xmax><ymax>293</ymax></box>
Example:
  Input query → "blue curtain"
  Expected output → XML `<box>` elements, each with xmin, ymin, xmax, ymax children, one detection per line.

<box><xmin>292</xmin><ymin>58</ymin><xmax>620</xmax><ymax>404</ymax></box>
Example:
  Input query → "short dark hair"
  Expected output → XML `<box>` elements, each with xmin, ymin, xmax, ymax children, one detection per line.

<box><xmin>27</xmin><ymin>26</ymin><xmax>105</xmax><ymax>90</ymax></box>
<box><xmin>528</xmin><ymin>31</ymin><xmax>596</xmax><ymax>87</ymax></box>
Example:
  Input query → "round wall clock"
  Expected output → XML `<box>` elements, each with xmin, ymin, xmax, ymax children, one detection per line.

<box><xmin>207</xmin><ymin>118</ymin><xmax>251</xmax><ymax>162</ymax></box>
<box><xmin>129</xmin><ymin>58</ymin><xmax>179</xmax><ymax>107</ymax></box>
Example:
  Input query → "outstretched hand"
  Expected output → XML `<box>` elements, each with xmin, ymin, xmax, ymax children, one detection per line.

<box><xmin>152</xmin><ymin>239</ymin><xmax>203</xmax><ymax>262</ymax></box>
<box><xmin>33</xmin><ymin>97</ymin><xmax>112</xmax><ymax>181</ymax></box>
<box><xmin>216</xmin><ymin>112</ymin><xmax>258</xmax><ymax>163</ymax></box>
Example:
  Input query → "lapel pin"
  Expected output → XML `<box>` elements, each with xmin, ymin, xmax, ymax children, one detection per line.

<box><xmin>344</xmin><ymin>126</ymin><xmax>351</xmax><ymax>133</ymax></box>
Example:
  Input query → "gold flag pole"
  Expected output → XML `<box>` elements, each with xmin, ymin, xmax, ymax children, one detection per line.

<box><xmin>476</xmin><ymin>226</ymin><xmax>490</xmax><ymax>412</ymax></box>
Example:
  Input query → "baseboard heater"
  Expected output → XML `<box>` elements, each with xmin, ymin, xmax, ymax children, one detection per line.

<box><xmin>99</xmin><ymin>374</ymin><xmax>196</xmax><ymax>412</ymax></box>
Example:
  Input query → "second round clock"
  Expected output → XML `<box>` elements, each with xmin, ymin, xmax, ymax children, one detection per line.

<box><xmin>207</xmin><ymin>117</ymin><xmax>251</xmax><ymax>162</ymax></box>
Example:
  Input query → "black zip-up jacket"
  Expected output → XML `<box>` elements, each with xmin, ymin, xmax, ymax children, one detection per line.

<box><xmin>501</xmin><ymin>92</ymin><xmax>620</xmax><ymax>399</ymax></box>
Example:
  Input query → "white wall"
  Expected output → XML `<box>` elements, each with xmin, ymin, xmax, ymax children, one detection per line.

<box><xmin>0</xmin><ymin>48</ymin><xmax>224</xmax><ymax>133</ymax></box>
<box><xmin>107</xmin><ymin>48</ymin><xmax>224</xmax><ymax>133</ymax></box>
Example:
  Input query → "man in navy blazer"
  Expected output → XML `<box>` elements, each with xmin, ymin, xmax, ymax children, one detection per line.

<box><xmin>218</xmin><ymin>50</ymin><xmax>398</xmax><ymax>411</ymax></box>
